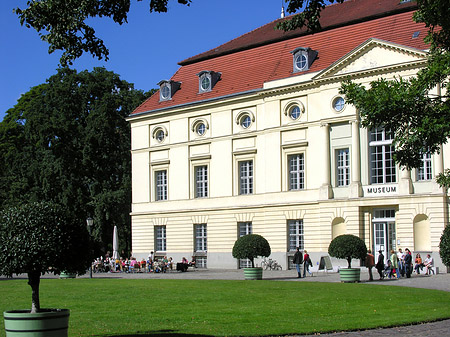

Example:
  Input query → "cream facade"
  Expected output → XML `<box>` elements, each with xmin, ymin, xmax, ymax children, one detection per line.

<box><xmin>128</xmin><ymin>34</ymin><xmax>449</xmax><ymax>270</ymax></box>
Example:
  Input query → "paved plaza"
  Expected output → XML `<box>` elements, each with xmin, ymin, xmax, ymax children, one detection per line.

<box><xmin>74</xmin><ymin>266</ymin><xmax>450</xmax><ymax>291</ymax></box>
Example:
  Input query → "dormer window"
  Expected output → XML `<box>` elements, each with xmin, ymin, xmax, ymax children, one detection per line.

<box><xmin>291</xmin><ymin>47</ymin><xmax>318</xmax><ymax>73</ymax></box>
<box><xmin>158</xmin><ymin>80</ymin><xmax>181</xmax><ymax>101</ymax></box>
<box><xmin>197</xmin><ymin>71</ymin><xmax>221</xmax><ymax>93</ymax></box>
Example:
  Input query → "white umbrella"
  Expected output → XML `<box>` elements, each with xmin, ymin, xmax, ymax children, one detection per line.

<box><xmin>112</xmin><ymin>226</ymin><xmax>120</xmax><ymax>260</ymax></box>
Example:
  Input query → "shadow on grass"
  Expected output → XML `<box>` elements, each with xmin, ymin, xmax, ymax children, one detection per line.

<box><xmin>103</xmin><ymin>330</ymin><xmax>213</xmax><ymax>337</ymax></box>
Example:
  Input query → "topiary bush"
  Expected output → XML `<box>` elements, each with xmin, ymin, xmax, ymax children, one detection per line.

<box><xmin>0</xmin><ymin>201</ymin><xmax>92</xmax><ymax>313</ymax></box>
<box><xmin>439</xmin><ymin>224</ymin><xmax>450</xmax><ymax>268</ymax></box>
<box><xmin>232</xmin><ymin>234</ymin><xmax>271</xmax><ymax>268</ymax></box>
<box><xmin>328</xmin><ymin>234</ymin><xmax>367</xmax><ymax>269</ymax></box>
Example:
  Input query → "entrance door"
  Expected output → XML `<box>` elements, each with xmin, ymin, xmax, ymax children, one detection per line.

<box><xmin>372</xmin><ymin>209</ymin><xmax>396</xmax><ymax>263</ymax></box>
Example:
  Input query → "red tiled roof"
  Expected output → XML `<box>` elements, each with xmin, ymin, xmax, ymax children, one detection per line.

<box><xmin>179</xmin><ymin>0</ymin><xmax>418</xmax><ymax>66</ymax></box>
<box><xmin>132</xmin><ymin>0</ymin><xmax>428</xmax><ymax>116</ymax></box>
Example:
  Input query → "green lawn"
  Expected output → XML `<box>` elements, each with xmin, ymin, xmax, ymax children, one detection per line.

<box><xmin>0</xmin><ymin>278</ymin><xmax>449</xmax><ymax>336</ymax></box>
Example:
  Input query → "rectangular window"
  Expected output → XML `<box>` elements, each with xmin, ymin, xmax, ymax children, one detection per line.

<box><xmin>195</xmin><ymin>256</ymin><xmax>207</xmax><ymax>268</ymax></box>
<box><xmin>288</xmin><ymin>220</ymin><xmax>304</xmax><ymax>251</ymax></box>
<box><xmin>238</xmin><ymin>222</ymin><xmax>252</xmax><ymax>268</ymax></box>
<box><xmin>155</xmin><ymin>226</ymin><xmax>166</xmax><ymax>252</ymax></box>
<box><xmin>417</xmin><ymin>153</ymin><xmax>432</xmax><ymax>181</ymax></box>
<box><xmin>337</xmin><ymin>148</ymin><xmax>350</xmax><ymax>186</ymax></box>
<box><xmin>239</xmin><ymin>160</ymin><xmax>253</xmax><ymax>195</ymax></box>
<box><xmin>195</xmin><ymin>165</ymin><xmax>208</xmax><ymax>198</ymax></box>
<box><xmin>288</xmin><ymin>154</ymin><xmax>304</xmax><ymax>190</ymax></box>
<box><xmin>194</xmin><ymin>224</ymin><xmax>207</xmax><ymax>252</ymax></box>
<box><xmin>155</xmin><ymin>170</ymin><xmax>168</xmax><ymax>201</ymax></box>
<box><xmin>369</xmin><ymin>128</ymin><xmax>396</xmax><ymax>184</ymax></box>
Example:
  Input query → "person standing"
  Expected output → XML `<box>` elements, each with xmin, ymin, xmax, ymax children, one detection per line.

<box><xmin>303</xmin><ymin>250</ymin><xmax>312</xmax><ymax>277</ymax></box>
<box><xmin>404</xmin><ymin>248</ymin><xmax>412</xmax><ymax>278</ymax></box>
<box><xmin>397</xmin><ymin>248</ymin><xmax>405</xmax><ymax>277</ymax></box>
<box><xmin>390</xmin><ymin>249</ymin><xmax>399</xmax><ymax>279</ymax></box>
<box><xmin>375</xmin><ymin>250</ymin><xmax>385</xmax><ymax>280</ymax></box>
<box><xmin>293</xmin><ymin>247</ymin><xmax>303</xmax><ymax>278</ymax></box>
<box><xmin>365</xmin><ymin>249</ymin><xmax>375</xmax><ymax>281</ymax></box>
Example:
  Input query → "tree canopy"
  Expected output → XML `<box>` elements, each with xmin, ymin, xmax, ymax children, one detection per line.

<box><xmin>328</xmin><ymin>234</ymin><xmax>367</xmax><ymax>269</ymax></box>
<box><xmin>232</xmin><ymin>234</ymin><xmax>271</xmax><ymax>268</ymax></box>
<box><xmin>0</xmin><ymin>201</ymin><xmax>92</xmax><ymax>312</ymax></box>
<box><xmin>0</xmin><ymin>67</ymin><xmax>152</xmax><ymax>255</ymax></box>
<box><xmin>15</xmin><ymin>0</ymin><xmax>341</xmax><ymax>67</ymax></box>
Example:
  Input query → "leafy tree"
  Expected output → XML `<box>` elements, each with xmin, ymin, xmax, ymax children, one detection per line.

<box><xmin>14</xmin><ymin>0</ymin><xmax>342</xmax><ymax>66</ymax></box>
<box><xmin>0</xmin><ymin>202</ymin><xmax>92</xmax><ymax>313</ymax></box>
<box><xmin>439</xmin><ymin>224</ymin><xmax>450</xmax><ymax>267</ymax></box>
<box><xmin>232</xmin><ymin>234</ymin><xmax>271</xmax><ymax>268</ymax></box>
<box><xmin>0</xmin><ymin>68</ymin><xmax>151</xmax><ymax>255</ymax></box>
<box><xmin>328</xmin><ymin>234</ymin><xmax>367</xmax><ymax>268</ymax></box>
<box><xmin>340</xmin><ymin>0</ymin><xmax>450</xmax><ymax>187</ymax></box>
<box><xmin>15</xmin><ymin>0</ymin><xmax>192</xmax><ymax>66</ymax></box>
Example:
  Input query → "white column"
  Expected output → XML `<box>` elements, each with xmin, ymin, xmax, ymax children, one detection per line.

<box><xmin>319</xmin><ymin>122</ymin><xmax>333</xmax><ymax>199</ymax></box>
<box><xmin>433</xmin><ymin>145</ymin><xmax>444</xmax><ymax>193</ymax></box>
<box><xmin>349</xmin><ymin>119</ymin><xmax>362</xmax><ymax>198</ymax></box>
<box><xmin>399</xmin><ymin>167</ymin><xmax>413</xmax><ymax>195</ymax></box>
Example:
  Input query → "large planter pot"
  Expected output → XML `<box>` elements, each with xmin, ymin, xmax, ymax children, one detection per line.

<box><xmin>243</xmin><ymin>267</ymin><xmax>263</xmax><ymax>280</ymax></box>
<box><xmin>4</xmin><ymin>309</ymin><xmax>70</xmax><ymax>337</ymax></box>
<box><xmin>339</xmin><ymin>268</ymin><xmax>361</xmax><ymax>282</ymax></box>
<box><xmin>59</xmin><ymin>272</ymin><xmax>76</xmax><ymax>279</ymax></box>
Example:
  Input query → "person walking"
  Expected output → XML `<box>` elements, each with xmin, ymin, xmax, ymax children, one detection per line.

<box><xmin>365</xmin><ymin>249</ymin><xmax>375</xmax><ymax>281</ymax></box>
<box><xmin>293</xmin><ymin>247</ymin><xmax>303</xmax><ymax>278</ymax></box>
<box><xmin>375</xmin><ymin>250</ymin><xmax>385</xmax><ymax>280</ymax></box>
<box><xmin>303</xmin><ymin>250</ymin><xmax>313</xmax><ymax>277</ymax></box>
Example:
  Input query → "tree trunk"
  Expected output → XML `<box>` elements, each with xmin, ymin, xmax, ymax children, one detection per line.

<box><xmin>250</xmin><ymin>258</ymin><xmax>255</xmax><ymax>268</ymax></box>
<box><xmin>347</xmin><ymin>257</ymin><xmax>352</xmax><ymax>269</ymax></box>
<box><xmin>27</xmin><ymin>271</ymin><xmax>41</xmax><ymax>313</ymax></box>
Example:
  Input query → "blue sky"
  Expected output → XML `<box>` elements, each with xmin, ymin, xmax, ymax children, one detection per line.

<box><xmin>0</xmin><ymin>0</ymin><xmax>286</xmax><ymax>122</ymax></box>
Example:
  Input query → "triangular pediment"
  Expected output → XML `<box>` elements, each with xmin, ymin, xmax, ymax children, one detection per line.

<box><xmin>313</xmin><ymin>38</ymin><xmax>427</xmax><ymax>80</ymax></box>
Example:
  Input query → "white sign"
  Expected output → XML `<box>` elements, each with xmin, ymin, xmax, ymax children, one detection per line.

<box><xmin>363</xmin><ymin>184</ymin><xmax>398</xmax><ymax>197</ymax></box>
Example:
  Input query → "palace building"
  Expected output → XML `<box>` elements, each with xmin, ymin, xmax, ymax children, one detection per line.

<box><xmin>127</xmin><ymin>0</ymin><xmax>449</xmax><ymax>271</ymax></box>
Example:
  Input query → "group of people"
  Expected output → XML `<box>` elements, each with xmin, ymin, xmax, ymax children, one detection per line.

<box><xmin>366</xmin><ymin>248</ymin><xmax>435</xmax><ymax>281</ymax></box>
<box><xmin>293</xmin><ymin>248</ymin><xmax>313</xmax><ymax>278</ymax></box>
<box><xmin>91</xmin><ymin>251</ymin><xmax>197</xmax><ymax>273</ymax></box>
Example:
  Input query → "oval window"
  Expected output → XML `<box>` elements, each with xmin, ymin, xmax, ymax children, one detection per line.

<box><xmin>240</xmin><ymin>115</ymin><xmax>252</xmax><ymax>129</ymax></box>
<box><xmin>333</xmin><ymin>97</ymin><xmax>345</xmax><ymax>112</ymax></box>
<box><xmin>155</xmin><ymin>130</ymin><xmax>165</xmax><ymax>142</ymax></box>
<box><xmin>161</xmin><ymin>85</ymin><xmax>170</xmax><ymax>99</ymax></box>
<box><xmin>295</xmin><ymin>54</ymin><xmax>307</xmax><ymax>71</ymax></box>
<box><xmin>196</xmin><ymin>122</ymin><xmax>206</xmax><ymax>136</ymax></box>
<box><xmin>289</xmin><ymin>105</ymin><xmax>302</xmax><ymax>120</ymax></box>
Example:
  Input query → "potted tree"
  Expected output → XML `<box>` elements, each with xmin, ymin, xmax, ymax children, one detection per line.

<box><xmin>328</xmin><ymin>234</ymin><xmax>367</xmax><ymax>282</ymax></box>
<box><xmin>0</xmin><ymin>202</ymin><xmax>92</xmax><ymax>336</ymax></box>
<box><xmin>232</xmin><ymin>234</ymin><xmax>271</xmax><ymax>280</ymax></box>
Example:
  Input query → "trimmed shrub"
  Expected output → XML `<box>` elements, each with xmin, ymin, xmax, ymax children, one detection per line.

<box><xmin>328</xmin><ymin>234</ymin><xmax>367</xmax><ymax>268</ymax></box>
<box><xmin>439</xmin><ymin>224</ymin><xmax>450</xmax><ymax>267</ymax></box>
<box><xmin>0</xmin><ymin>201</ymin><xmax>92</xmax><ymax>312</ymax></box>
<box><xmin>232</xmin><ymin>234</ymin><xmax>271</xmax><ymax>268</ymax></box>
